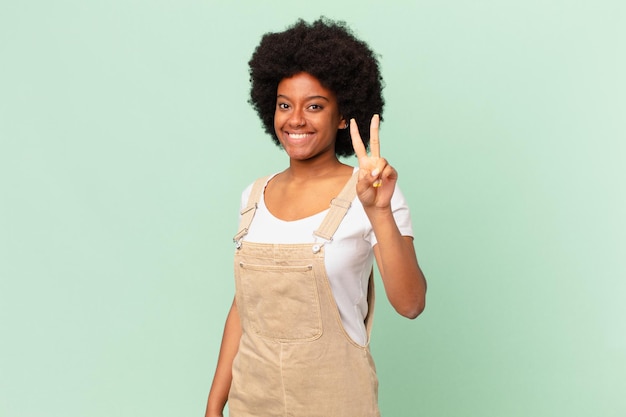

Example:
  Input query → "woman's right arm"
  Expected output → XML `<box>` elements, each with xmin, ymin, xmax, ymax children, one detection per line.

<box><xmin>204</xmin><ymin>298</ymin><xmax>242</xmax><ymax>417</ymax></box>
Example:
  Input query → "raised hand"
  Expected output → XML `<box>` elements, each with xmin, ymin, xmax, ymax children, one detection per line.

<box><xmin>350</xmin><ymin>114</ymin><xmax>398</xmax><ymax>209</ymax></box>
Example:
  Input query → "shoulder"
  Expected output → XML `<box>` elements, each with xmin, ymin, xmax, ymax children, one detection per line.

<box><xmin>239</xmin><ymin>173</ymin><xmax>278</xmax><ymax>210</ymax></box>
<box><xmin>390</xmin><ymin>183</ymin><xmax>410</xmax><ymax>210</ymax></box>
<box><xmin>348</xmin><ymin>182</ymin><xmax>410</xmax><ymax>217</ymax></box>
<box><xmin>349</xmin><ymin>181</ymin><xmax>413</xmax><ymax>244</ymax></box>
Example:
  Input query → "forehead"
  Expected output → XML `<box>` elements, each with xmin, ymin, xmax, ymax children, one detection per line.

<box><xmin>277</xmin><ymin>72</ymin><xmax>336</xmax><ymax>99</ymax></box>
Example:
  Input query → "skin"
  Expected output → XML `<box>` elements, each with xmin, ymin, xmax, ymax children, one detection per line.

<box><xmin>265</xmin><ymin>72</ymin><xmax>354</xmax><ymax>220</ymax></box>
<box><xmin>205</xmin><ymin>72</ymin><xmax>426</xmax><ymax>417</ymax></box>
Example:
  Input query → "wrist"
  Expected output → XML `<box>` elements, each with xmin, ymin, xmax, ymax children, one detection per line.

<box><xmin>206</xmin><ymin>396</ymin><xmax>227</xmax><ymax>415</ymax></box>
<box><xmin>206</xmin><ymin>406</ymin><xmax>224</xmax><ymax>417</ymax></box>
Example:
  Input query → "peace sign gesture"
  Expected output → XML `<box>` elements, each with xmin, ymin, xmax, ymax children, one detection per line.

<box><xmin>350</xmin><ymin>114</ymin><xmax>398</xmax><ymax>209</ymax></box>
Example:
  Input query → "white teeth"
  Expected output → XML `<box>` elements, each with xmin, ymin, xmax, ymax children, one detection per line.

<box><xmin>289</xmin><ymin>133</ymin><xmax>309</xmax><ymax>139</ymax></box>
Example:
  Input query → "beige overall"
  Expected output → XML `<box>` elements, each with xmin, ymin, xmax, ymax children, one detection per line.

<box><xmin>228</xmin><ymin>172</ymin><xmax>380</xmax><ymax>417</ymax></box>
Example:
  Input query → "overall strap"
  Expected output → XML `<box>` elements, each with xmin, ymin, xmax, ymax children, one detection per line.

<box><xmin>313</xmin><ymin>170</ymin><xmax>359</xmax><ymax>242</ymax></box>
<box><xmin>314</xmin><ymin>170</ymin><xmax>376</xmax><ymax>338</ymax></box>
<box><xmin>233</xmin><ymin>175</ymin><xmax>271</xmax><ymax>245</ymax></box>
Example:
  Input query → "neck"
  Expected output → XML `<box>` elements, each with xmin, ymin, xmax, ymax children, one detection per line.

<box><xmin>286</xmin><ymin>154</ymin><xmax>347</xmax><ymax>180</ymax></box>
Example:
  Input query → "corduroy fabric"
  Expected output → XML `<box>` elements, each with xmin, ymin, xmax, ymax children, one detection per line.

<box><xmin>228</xmin><ymin>172</ymin><xmax>379</xmax><ymax>417</ymax></box>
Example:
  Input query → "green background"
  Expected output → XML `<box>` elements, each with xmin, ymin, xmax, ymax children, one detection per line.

<box><xmin>1</xmin><ymin>0</ymin><xmax>624</xmax><ymax>416</ymax></box>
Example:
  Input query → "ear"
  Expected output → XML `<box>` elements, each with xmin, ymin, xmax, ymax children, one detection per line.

<box><xmin>339</xmin><ymin>117</ymin><xmax>349</xmax><ymax>130</ymax></box>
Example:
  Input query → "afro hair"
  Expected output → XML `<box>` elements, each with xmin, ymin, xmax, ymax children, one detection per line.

<box><xmin>248</xmin><ymin>17</ymin><xmax>385</xmax><ymax>157</ymax></box>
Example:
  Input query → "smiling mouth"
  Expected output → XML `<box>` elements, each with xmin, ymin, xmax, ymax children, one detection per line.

<box><xmin>287</xmin><ymin>132</ymin><xmax>313</xmax><ymax>139</ymax></box>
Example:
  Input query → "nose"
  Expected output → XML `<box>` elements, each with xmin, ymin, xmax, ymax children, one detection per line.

<box><xmin>288</xmin><ymin>108</ymin><xmax>305</xmax><ymax>128</ymax></box>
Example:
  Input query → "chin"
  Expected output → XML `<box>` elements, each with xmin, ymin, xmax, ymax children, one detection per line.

<box><xmin>287</xmin><ymin>153</ymin><xmax>313</xmax><ymax>161</ymax></box>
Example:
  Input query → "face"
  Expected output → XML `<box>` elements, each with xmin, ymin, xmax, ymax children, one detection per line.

<box><xmin>274</xmin><ymin>72</ymin><xmax>346</xmax><ymax>162</ymax></box>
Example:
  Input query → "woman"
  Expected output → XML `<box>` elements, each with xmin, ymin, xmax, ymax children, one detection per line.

<box><xmin>205</xmin><ymin>18</ymin><xmax>426</xmax><ymax>417</ymax></box>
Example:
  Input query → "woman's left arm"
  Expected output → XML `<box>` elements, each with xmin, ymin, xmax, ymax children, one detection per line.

<box><xmin>370</xmin><ymin>211</ymin><xmax>426</xmax><ymax>319</ymax></box>
<box><xmin>350</xmin><ymin>116</ymin><xmax>427</xmax><ymax>319</ymax></box>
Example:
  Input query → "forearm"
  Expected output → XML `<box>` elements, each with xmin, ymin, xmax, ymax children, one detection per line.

<box><xmin>368</xmin><ymin>207</ymin><xmax>426</xmax><ymax>319</ymax></box>
<box><xmin>205</xmin><ymin>298</ymin><xmax>242</xmax><ymax>417</ymax></box>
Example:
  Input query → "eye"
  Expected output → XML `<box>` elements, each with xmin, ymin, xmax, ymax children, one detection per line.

<box><xmin>277</xmin><ymin>102</ymin><xmax>290</xmax><ymax>110</ymax></box>
<box><xmin>308</xmin><ymin>104</ymin><xmax>323</xmax><ymax>111</ymax></box>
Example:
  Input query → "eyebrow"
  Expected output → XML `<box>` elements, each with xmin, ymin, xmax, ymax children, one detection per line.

<box><xmin>276</xmin><ymin>94</ymin><xmax>330</xmax><ymax>102</ymax></box>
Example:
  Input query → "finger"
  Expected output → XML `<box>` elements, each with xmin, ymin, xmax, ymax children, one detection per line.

<box><xmin>370</xmin><ymin>157</ymin><xmax>388</xmax><ymax>179</ymax></box>
<box><xmin>350</xmin><ymin>119</ymin><xmax>368</xmax><ymax>159</ymax></box>
<box><xmin>369</xmin><ymin>114</ymin><xmax>380</xmax><ymax>159</ymax></box>
<box><xmin>374</xmin><ymin>165</ymin><xmax>396</xmax><ymax>189</ymax></box>
<box><xmin>380</xmin><ymin>163</ymin><xmax>397</xmax><ymax>182</ymax></box>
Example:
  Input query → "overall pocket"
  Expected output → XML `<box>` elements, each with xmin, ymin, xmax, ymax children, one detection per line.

<box><xmin>238</xmin><ymin>262</ymin><xmax>322</xmax><ymax>341</ymax></box>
